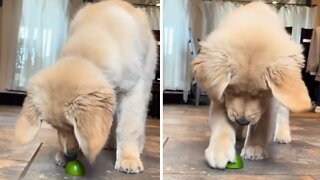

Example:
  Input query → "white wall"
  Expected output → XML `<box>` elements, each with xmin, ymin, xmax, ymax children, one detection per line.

<box><xmin>313</xmin><ymin>0</ymin><xmax>320</xmax><ymax>26</ymax></box>
<box><xmin>0</xmin><ymin>6</ymin><xmax>3</xmax><ymax>91</ymax></box>
<box><xmin>0</xmin><ymin>0</ymin><xmax>22</xmax><ymax>92</ymax></box>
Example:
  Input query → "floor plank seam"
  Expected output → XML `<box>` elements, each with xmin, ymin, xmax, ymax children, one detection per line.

<box><xmin>163</xmin><ymin>137</ymin><xmax>170</xmax><ymax>148</ymax></box>
<box><xmin>18</xmin><ymin>142</ymin><xmax>43</xmax><ymax>180</ymax></box>
<box><xmin>0</xmin><ymin>159</ymin><xmax>28</xmax><ymax>163</ymax></box>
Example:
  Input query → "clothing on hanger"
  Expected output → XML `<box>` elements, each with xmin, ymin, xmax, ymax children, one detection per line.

<box><xmin>306</xmin><ymin>26</ymin><xmax>320</xmax><ymax>80</ymax></box>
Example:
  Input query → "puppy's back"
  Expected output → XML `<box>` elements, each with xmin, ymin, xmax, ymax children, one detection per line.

<box><xmin>61</xmin><ymin>0</ymin><xmax>153</xmax><ymax>72</ymax></box>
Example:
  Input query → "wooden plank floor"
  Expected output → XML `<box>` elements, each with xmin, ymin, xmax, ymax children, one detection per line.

<box><xmin>0</xmin><ymin>105</ymin><xmax>159</xmax><ymax>179</ymax></box>
<box><xmin>163</xmin><ymin>105</ymin><xmax>320</xmax><ymax>179</ymax></box>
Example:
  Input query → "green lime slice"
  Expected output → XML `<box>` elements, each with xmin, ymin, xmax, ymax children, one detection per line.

<box><xmin>226</xmin><ymin>155</ymin><xmax>243</xmax><ymax>169</ymax></box>
<box><xmin>65</xmin><ymin>160</ymin><xmax>85</xmax><ymax>176</ymax></box>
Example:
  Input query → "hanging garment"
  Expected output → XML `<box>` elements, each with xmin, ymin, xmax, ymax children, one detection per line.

<box><xmin>306</xmin><ymin>26</ymin><xmax>320</xmax><ymax>81</ymax></box>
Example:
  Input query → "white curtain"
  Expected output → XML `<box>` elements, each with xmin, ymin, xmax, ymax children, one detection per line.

<box><xmin>163</xmin><ymin>0</ymin><xmax>192</xmax><ymax>91</ymax></box>
<box><xmin>139</xmin><ymin>6</ymin><xmax>160</xmax><ymax>30</ymax></box>
<box><xmin>199</xmin><ymin>1</ymin><xmax>239</xmax><ymax>39</ymax></box>
<box><xmin>200</xmin><ymin>1</ymin><xmax>318</xmax><ymax>43</ymax></box>
<box><xmin>11</xmin><ymin>0</ymin><xmax>69</xmax><ymax>90</ymax></box>
<box><xmin>279</xmin><ymin>5</ymin><xmax>318</xmax><ymax>42</ymax></box>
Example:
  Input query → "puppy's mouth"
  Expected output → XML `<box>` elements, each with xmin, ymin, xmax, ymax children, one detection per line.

<box><xmin>235</xmin><ymin>118</ymin><xmax>250</xmax><ymax>126</ymax></box>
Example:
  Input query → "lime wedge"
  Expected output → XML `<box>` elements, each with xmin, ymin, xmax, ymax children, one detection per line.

<box><xmin>226</xmin><ymin>155</ymin><xmax>243</xmax><ymax>169</ymax></box>
<box><xmin>65</xmin><ymin>160</ymin><xmax>85</xmax><ymax>176</ymax></box>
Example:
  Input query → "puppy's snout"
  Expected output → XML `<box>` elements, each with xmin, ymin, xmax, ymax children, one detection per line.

<box><xmin>64</xmin><ymin>151</ymin><xmax>77</xmax><ymax>161</ymax></box>
<box><xmin>236</xmin><ymin>118</ymin><xmax>250</xmax><ymax>126</ymax></box>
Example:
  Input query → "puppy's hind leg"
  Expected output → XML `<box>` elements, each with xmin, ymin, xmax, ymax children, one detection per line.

<box><xmin>240</xmin><ymin>105</ymin><xmax>275</xmax><ymax>160</ymax></box>
<box><xmin>105</xmin><ymin>115</ymin><xmax>117</xmax><ymax>150</ymax></box>
<box><xmin>274</xmin><ymin>104</ymin><xmax>291</xmax><ymax>144</ymax></box>
<box><xmin>115</xmin><ymin>79</ymin><xmax>149</xmax><ymax>174</ymax></box>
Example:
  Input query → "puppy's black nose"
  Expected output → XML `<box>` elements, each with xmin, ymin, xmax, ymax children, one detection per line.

<box><xmin>64</xmin><ymin>151</ymin><xmax>77</xmax><ymax>161</ymax></box>
<box><xmin>236</xmin><ymin>118</ymin><xmax>250</xmax><ymax>126</ymax></box>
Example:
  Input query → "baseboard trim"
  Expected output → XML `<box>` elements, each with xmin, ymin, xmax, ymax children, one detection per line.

<box><xmin>0</xmin><ymin>92</ymin><xmax>26</xmax><ymax>105</ymax></box>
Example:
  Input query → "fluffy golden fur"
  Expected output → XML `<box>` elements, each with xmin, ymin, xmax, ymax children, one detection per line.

<box><xmin>15</xmin><ymin>0</ymin><xmax>156</xmax><ymax>174</ymax></box>
<box><xmin>192</xmin><ymin>2</ymin><xmax>311</xmax><ymax>169</ymax></box>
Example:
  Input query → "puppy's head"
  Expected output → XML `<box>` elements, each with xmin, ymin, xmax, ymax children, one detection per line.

<box><xmin>57</xmin><ymin>129</ymin><xmax>79</xmax><ymax>160</ymax></box>
<box><xmin>223</xmin><ymin>82</ymin><xmax>272</xmax><ymax>126</ymax></box>
<box><xmin>15</xmin><ymin>57</ymin><xmax>116</xmax><ymax>163</ymax></box>
<box><xmin>192</xmin><ymin>39</ymin><xmax>311</xmax><ymax>126</ymax></box>
<box><xmin>63</xmin><ymin>87</ymin><xmax>115</xmax><ymax>163</ymax></box>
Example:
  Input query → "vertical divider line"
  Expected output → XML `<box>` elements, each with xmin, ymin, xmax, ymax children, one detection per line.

<box><xmin>18</xmin><ymin>142</ymin><xmax>43</xmax><ymax>179</ymax></box>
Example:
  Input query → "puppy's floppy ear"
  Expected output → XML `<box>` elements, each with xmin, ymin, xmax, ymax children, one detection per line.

<box><xmin>265</xmin><ymin>54</ymin><xmax>311</xmax><ymax>112</ymax></box>
<box><xmin>15</xmin><ymin>96</ymin><xmax>42</xmax><ymax>145</ymax></box>
<box><xmin>64</xmin><ymin>88</ymin><xmax>116</xmax><ymax>163</ymax></box>
<box><xmin>192</xmin><ymin>42</ymin><xmax>231</xmax><ymax>102</ymax></box>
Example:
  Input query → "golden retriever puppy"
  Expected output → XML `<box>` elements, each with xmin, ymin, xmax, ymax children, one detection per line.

<box><xmin>192</xmin><ymin>2</ymin><xmax>311</xmax><ymax>169</ymax></box>
<box><xmin>14</xmin><ymin>0</ymin><xmax>156</xmax><ymax>174</ymax></box>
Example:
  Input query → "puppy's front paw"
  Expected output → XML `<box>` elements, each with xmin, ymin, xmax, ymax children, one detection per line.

<box><xmin>274</xmin><ymin>127</ymin><xmax>291</xmax><ymax>144</ymax></box>
<box><xmin>55</xmin><ymin>151</ymin><xmax>67</xmax><ymax>167</ymax></box>
<box><xmin>115</xmin><ymin>154</ymin><xmax>143</xmax><ymax>174</ymax></box>
<box><xmin>241</xmin><ymin>145</ymin><xmax>267</xmax><ymax>160</ymax></box>
<box><xmin>205</xmin><ymin>141</ymin><xmax>236</xmax><ymax>169</ymax></box>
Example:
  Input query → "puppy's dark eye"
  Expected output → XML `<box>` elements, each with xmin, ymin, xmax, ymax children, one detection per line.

<box><xmin>233</xmin><ymin>92</ymin><xmax>241</xmax><ymax>97</ymax></box>
<box><xmin>225</xmin><ymin>85</ymin><xmax>243</xmax><ymax>97</ymax></box>
<box><xmin>249</xmin><ymin>93</ymin><xmax>258</xmax><ymax>98</ymax></box>
<box><xmin>225</xmin><ymin>90</ymin><xmax>239</xmax><ymax>97</ymax></box>
<box><xmin>256</xmin><ymin>90</ymin><xmax>269</xmax><ymax>98</ymax></box>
